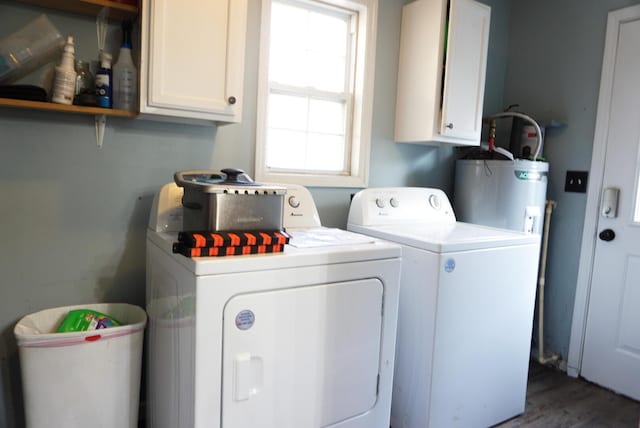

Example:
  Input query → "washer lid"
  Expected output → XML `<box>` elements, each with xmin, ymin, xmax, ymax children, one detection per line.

<box><xmin>348</xmin><ymin>221</ymin><xmax>538</xmax><ymax>252</ymax></box>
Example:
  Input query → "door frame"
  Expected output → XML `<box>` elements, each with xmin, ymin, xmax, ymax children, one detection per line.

<box><xmin>567</xmin><ymin>4</ymin><xmax>640</xmax><ymax>377</ymax></box>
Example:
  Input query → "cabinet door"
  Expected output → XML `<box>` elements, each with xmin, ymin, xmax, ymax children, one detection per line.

<box><xmin>141</xmin><ymin>0</ymin><xmax>247</xmax><ymax>123</ymax></box>
<box><xmin>440</xmin><ymin>0</ymin><xmax>490</xmax><ymax>141</ymax></box>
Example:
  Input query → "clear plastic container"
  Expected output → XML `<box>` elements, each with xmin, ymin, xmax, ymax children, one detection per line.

<box><xmin>0</xmin><ymin>15</ymin><xmax>64</xmax><ymax>84</ymax></box>
<box><xmin>74</xmin><ymin>60</ymin><xmax>94</xmax><ymax>96</ymax></box>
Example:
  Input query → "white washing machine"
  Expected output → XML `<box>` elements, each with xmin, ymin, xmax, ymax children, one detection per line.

<box><xmin>146</xmin><ymin>183</ymin><xmax>401</xmax><ymax>428</ymax></box>
<box><xmin>347</xmin><ymin>187</ymin><xmax>540</xmax><ymax>428</ymax></box>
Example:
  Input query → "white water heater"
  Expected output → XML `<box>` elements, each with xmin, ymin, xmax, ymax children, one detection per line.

<box><xmin>454</xmin><ymin>159</ymin><xmax>549</xmax><ymax>234</ymax></box>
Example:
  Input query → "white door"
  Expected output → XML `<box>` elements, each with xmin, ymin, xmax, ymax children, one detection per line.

<box><xmin>221</xmin><ymin>279</ymin><xmax>383</xmax><ymax>428</ymax></box>
<box><xmin>580</xmin><ymin>5</ymin><xmax>640</xmax><ymax>401</ymax></box>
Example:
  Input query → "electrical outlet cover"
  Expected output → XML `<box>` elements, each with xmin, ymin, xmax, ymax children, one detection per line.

<box><xmin>565</xmin><ymin>170</ymin><xmax>589</xmax><ymax>193</ymax></box>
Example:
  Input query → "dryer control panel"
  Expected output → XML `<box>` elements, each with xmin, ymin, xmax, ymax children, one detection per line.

<box><xmin>348</xmin><ymin>187</ymin><xmax>456</xmax><ymax>226</ymax></box>
<box><xmin>281</xmin><ymin>184</ymin><xmax>321</xmax><ymax>229</ymax></box>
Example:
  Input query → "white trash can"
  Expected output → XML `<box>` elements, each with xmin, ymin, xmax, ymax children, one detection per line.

<box><xmin>14</xmin><ymin>303</ymin><xmax>147</xmax><ymax>428</ymax></box>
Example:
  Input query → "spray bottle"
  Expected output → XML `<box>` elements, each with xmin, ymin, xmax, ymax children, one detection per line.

<box><xmin>51</xmin><ymin>36</ymin><xmax>77</xmax><ymax>105</ymax></box>
<box><xmin>113</xmin><ymin>21</ymin><xmax>137</xmax><ymax>110</ymax></box>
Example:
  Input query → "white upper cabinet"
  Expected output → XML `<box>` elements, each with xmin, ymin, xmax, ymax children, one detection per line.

<box><xmin>139</xmin><ymin>0</ymin><xmax>248</xmax><ymax>124</ymax></box>
<box><xmin>394</xmin><ymin>0</ymin><xmax>490</xmax><ymax>145</ymax></box>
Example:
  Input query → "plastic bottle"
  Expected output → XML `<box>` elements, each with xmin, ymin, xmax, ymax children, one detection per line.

<box><xmin>74</xmin><ymin>60</ymin><xmax>93</xmax><ymax>96</ymax></box>
<box><xmin>113</xmin><ymin>21</ymin><xmax>138</xmax><ymax>111</ymax></box>
<box><xmin>56</xmin><ymin>309</ymin><xmax>121</xmax><ymax>332</ymax></box>
<box><xmin>51</xmin><ymin>35</ymin><xmax>77</xmax><ymax>105</ymax></box>
<box><xmin>95</xmin><ymin>51</ymin><xmax>113</xmax><ymax>108</ymax></box>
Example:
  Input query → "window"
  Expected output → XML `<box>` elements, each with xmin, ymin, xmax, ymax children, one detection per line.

<box><xmin>255</xmin><ymin>0</ymin><xmax>378</xmax><ymax>187</ymax></box>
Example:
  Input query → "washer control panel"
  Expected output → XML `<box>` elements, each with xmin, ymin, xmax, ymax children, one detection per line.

<box><xmin>348</xmin><ymin>187</ymin><xmax>455</xmax><ymax>226</ymax></box>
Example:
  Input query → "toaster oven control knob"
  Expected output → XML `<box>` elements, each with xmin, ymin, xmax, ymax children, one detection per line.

<box><xmin>288</xmin><ymin>196</ymin><xmax>300</xmax><ymax>209</ymax></box>
<box><xmin>390</xmin><ymin>197</ymin><xmax>399</xmax><ymax>208</ymax></box>
<box><xmin>375</xmin><ymin>198</ymin><xmax>386</xmax><ymax>208</ymax></box>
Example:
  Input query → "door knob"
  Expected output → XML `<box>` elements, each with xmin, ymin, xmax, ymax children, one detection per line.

<box><xmin>446</xmin><ymin>123</ymin><xmax>454</xmax><ymax>129</ymax></box>
<box><xmin>599</xmin><ymin>229</ymin><xmax>615</xmax><ymax>241</ymax></box>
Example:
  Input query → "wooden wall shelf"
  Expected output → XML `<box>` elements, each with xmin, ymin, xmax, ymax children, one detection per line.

<box><xmin>0</xmin><ymin>97</ymin><xmax>138</xmax><ymax>118</ymax></box>
<box><xmin>4</xmin><ymin>0</ymin><xmax>141</xmax><ymax>147</ymax></box>
<box><xmin>16</xmin><ymin>0</ymin><xmax>138</xmax><ymax>20</ymax></box>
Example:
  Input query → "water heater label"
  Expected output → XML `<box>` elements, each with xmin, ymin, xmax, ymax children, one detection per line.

<box><xmin>515</xmin><ymin>170</ymin><xmax>548</xmax><ymax>181</ymax></box>
<box><xmin>444</xmin><ymin>258</ymin><xmax>456</xmax><ymax>273</ymax></box>
<box><xmin>235</xmin><ymin>310</ymin><xmax>255</xmax><ymax>330</ymax></box>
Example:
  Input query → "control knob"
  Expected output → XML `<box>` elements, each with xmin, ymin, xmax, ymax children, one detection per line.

<box><xmin>288</xmin><ymin>196</ymin><xmax>300</xmax><ymax>208</ymax></box>
<box><xmin>428</xmin><ymin>194</ymin><xmax>441</xmax><ymax>210</ymax></box>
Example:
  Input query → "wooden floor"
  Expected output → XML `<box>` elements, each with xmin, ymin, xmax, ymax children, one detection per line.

<box><xmin>496</xmin><ymin>362</ymin><xmax>640</xmax><ymax>428</ymax></box>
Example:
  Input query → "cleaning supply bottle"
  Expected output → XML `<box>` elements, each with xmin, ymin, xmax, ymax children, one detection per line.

<box><xmin>51</xmin><ymin>35</ymin><xmax>77</xmax><ymax>105</ymax></box>
<box><xmin>56</xmin><ymin>309</ymin><xmax>121</xmax><ymax>332</ymax></box>
<box><xmin>95</xmin><ymin>51</ymin><xmax>112</xmax><ymax>108</ymax></box>
<box><xmin>113</xmin><ymin>21</ymin><xmax>137</xmax><ymax>111</ymax></box>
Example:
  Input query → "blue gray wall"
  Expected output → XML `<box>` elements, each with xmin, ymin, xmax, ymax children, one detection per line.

<box><xmin>0</xmin><ymin>1</ymin><xmax>509</xmax><ymax>426</ymax></box>
<box><xmin>503</xmin><ymin>0</ymin><xmax>640</xmax><ymax>362</ymax></box>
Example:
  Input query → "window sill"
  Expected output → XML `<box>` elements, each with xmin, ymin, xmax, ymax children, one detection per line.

<box><xmin>256</xmin><ymin>170</ymin><xmax>368</xmax><ymax>188</ymax></box>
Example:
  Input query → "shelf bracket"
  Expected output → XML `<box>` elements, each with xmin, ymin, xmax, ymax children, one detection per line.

<box><xmin>95</xmin><ymin>114</ymin><xmax>106</xmax><ymax>148</ymax></box>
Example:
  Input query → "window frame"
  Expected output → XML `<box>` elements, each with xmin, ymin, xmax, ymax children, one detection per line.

<box><xmin>255</xmin><ymin>0</ymin><xmax>378</xmax><ymax>188</ymax></box>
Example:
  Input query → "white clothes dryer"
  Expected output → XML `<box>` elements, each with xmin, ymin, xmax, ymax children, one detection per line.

<box><xmin>347</xmin><ymin>187</ymin><xmax>540</xmax><ymax>428</ymax></box>
<box><xmin>146</xmin><ymin>183</ymin><xmax>401</xmax><ymax>428</ymax></box>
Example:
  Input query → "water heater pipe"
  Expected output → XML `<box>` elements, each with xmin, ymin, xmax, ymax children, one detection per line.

<box><xmin>537</xmin><ymin>199</ymin><xmax>560</xmax><ymax>365</ymax></box>
<box><xmin>486</xmin><ymin>111</ymin><xmax>544</xmax><ymax>160</ymax></box>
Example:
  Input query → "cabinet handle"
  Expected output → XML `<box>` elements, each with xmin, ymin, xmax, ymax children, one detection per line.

<box><xmin>446</xmin><ymin>123</ymin><xmax>454</xmax><ymax>129</ymax></box>
<box><xmin>228</xmin><ymin>96</ymin><xmax>237</xmax><ymax>105</ymax></box>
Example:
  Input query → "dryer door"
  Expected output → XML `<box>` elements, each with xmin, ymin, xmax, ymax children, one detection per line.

<box><xmin>221</xmin><ymin>279</ymin><xmax>383</xmax><ymax>428</ymax></box>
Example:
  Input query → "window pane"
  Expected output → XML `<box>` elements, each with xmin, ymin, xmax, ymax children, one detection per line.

<box><xmin>270</xmin><ymin>3</ymin><xmax>307</xmax><ymax>52</ymax></box>
<box><xmin>269</xmin><ymin>3</ymin><xmax>308</xmax><ymax>86</ymax></box>
<box><xmin>270</xmin><ymin>0</ymin><xmax>350</xmax><ymax>91</ymax></box>
<box><xmin>307</xmin><ymin>10</ymin><xmax>349</xmax><ymax>91</ymax></box>
<box><xmin>266</xmin><ymin>102</ymin><xmax>348</xmax><ymax>173</ymax></box>
<box><xmin>269</xmin><ymin>51</ymin><xmax>305</xmax><ymax>87</ymax></box>
<box><xmin>306</xmin><ymin>133</ymin><xmax>346</xmax><ymax>171</ymax></box>
<box><xmin>309</xmin><ymin>99</ymin><xmax>345</xmax><ymax>135</ymax></box>
<box><xmin>266</xmin><ymin>94</ymin><xmax>347</xmax><ymax>172</ymax></box>
<box><xmin>309</xmin><ymin>11</ymin><xmax>348</xmax><ymax>56</ymax></box>
<box><xmin>308</xmin><ymin>53</ymin><xmax>347</xmax><ymax>93</ymax></box>
<box><xmin>266</xmin><ymin>129</ymin><xmax>307</xmax><ymax>169</ymax></box>
<box><xmin>268</xmin><ymin>94</ymin><xmax>308</xmax><ymax>131</ymax></box>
